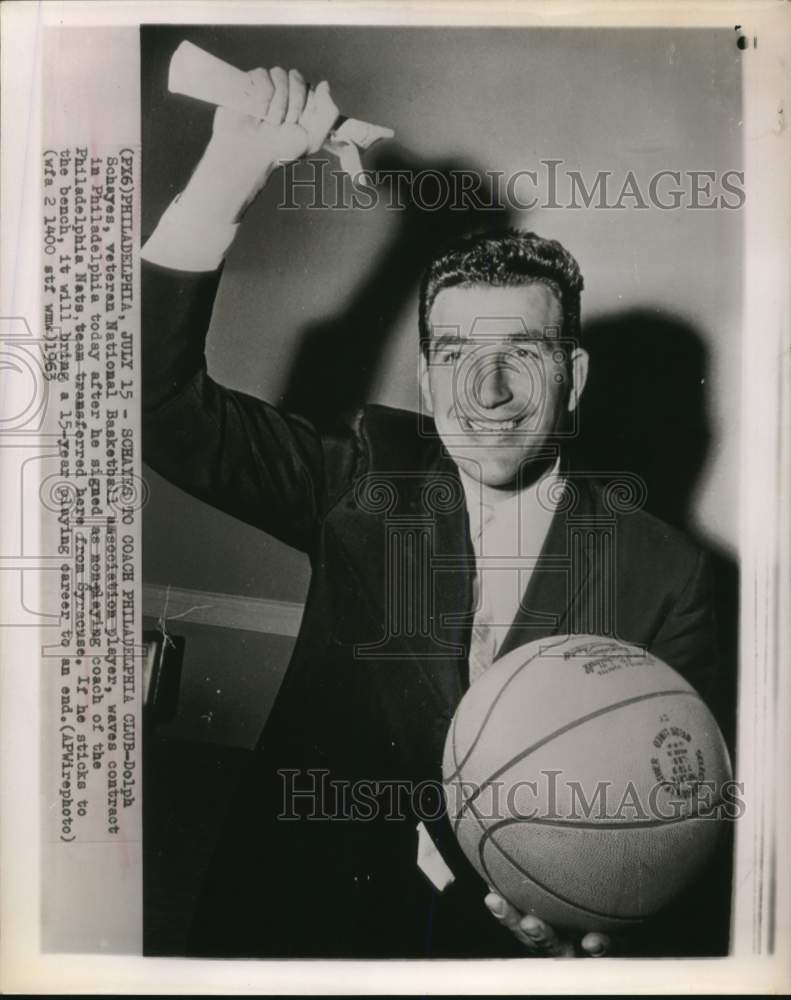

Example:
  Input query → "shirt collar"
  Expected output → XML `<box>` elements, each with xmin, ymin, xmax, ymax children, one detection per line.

<box><xmin>458</xmin><ymin>456</ymin><xmax>564</xmax><ymax>545</ymax></box>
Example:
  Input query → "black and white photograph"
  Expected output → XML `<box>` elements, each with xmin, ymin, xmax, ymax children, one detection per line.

<box><xmin>0</xmin><ymin>1</ymin><xmax>789</xmax><ymax>994</ymax></box>
<box><xmin>141</xmin><ymin>22</ymin><xmax>742</xmax><ymax>961</ymax></box>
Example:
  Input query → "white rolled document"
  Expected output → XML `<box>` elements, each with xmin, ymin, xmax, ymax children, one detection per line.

<box><xmin>168</xmin><ymin>40</ymin><xmax>394</xmax><ymax>182</ymax></box>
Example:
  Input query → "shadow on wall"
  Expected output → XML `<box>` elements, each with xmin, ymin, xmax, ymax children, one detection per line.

<box><xmin>571</xmin><ymin>311</ymin><xmax>739</xmax><ymax>755</ymax></box>
<box><xmin>282</xmin><ymin>142</ymin><xmax>515</xmax><ymax>426</ymax></box>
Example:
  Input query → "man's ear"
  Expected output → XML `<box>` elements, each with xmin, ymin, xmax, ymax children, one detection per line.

<box><xmin>419</xmin><ymin>353</ymin><xmax>434</xmax><ymax>415</ymax></box>
<box><xmin>568</xmin><ymin>347</ymin><xmax>589</xmax><ymax>413</ymax></box>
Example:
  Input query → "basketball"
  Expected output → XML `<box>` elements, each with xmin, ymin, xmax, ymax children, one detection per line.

<box><xmin>442</xmin><ymin>634</ymin><xmax>733</xmax><ymax>932</ymax></box>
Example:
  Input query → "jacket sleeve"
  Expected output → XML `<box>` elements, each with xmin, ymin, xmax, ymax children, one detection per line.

<box><xmin>141</xmin><ymin>260</ymin><xmax>360</xmax><ymax>556</ymax></box>
<box><xmin>649</xmin><ymin>549</ymin><xmax>722</xmax><ymax>721</ymax></box>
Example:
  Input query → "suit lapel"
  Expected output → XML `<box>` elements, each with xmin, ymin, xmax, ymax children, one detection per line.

<box><xmin>339</xmin><ymin>441</ymin><xmax>473</xmax><ymax>726</ymax></box>
<box><xmin>341</xmin><ymin>451</ymin><xmax>608</xmax><ymax>728</ymax></box>
<box><xmin>497</xmin><ymin>474</ymin><xmax>596</xmax><ymax>660</ymax></box>
<box><xmin>425</xmin><ymin>450</ymin><xmax>476</xmax><ymax>713</ymax></box>
<box><xmin>385</xmin><ymin>445</ymin><xmax>474</xmax><ymax>721</ymax></box>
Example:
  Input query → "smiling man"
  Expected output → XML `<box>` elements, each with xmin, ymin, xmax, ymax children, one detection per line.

<box><xmin>142</xmin><ymin>67</ymin><xmax>725</xmax><ymax>958</ymax></box>
<box><xmin>419</xmin><ymin>239</ymin><xmax>587</xmax><ymax>489</ymax></box>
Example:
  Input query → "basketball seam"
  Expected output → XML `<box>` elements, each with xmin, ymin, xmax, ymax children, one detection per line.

<box><xmin>469</xmin><ymin>797</ymin><xmax>643</xmax><ymax>925</ymax></box>
<box><xmin>453</xmin><ymin>688</ymin><xmax>702</xmax><ymax>835</ymax></box>
<box><xmin>450</xmin><ymin>701</ymin><xmax>460</xmax><ymax>775</ymax></box>
<box><xmin>447</xmin><ymin>647</ymin><xmax>544</xmax><ymax>785</ymax></box>
<box><xmin>485</xmin><ymin>807</ymin><xmax>723</xmax><ymax>832</ymax></box>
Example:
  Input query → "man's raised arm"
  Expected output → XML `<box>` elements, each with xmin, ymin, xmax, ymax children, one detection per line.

<box><xmin>140</xmin><ymin>69</ymin><xmax>353</xmax><ymax>554</ymax></box>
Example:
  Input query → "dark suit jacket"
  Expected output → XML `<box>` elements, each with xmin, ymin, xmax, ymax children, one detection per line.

<box><xmin>142</xmin><ymin>261</ymin><xmax>731</xmax><ymax>959</ymax></box>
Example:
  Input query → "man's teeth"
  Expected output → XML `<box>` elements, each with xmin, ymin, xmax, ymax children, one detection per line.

<box><xmin>463</xmin><ymin>417</ymin><xmax>520</xmax><ymax>432</ymax></box>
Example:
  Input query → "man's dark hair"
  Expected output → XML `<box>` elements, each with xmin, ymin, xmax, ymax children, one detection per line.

<box><xmin>418</xmin><ymin>229</ymin><xmax>584</xmax><ymax>356</ymax></box>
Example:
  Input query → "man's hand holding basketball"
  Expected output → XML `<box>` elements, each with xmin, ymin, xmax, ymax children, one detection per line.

<box><xmin>484</xmin><ymin>892</ymin><xmax>612</xmax><ymax>957</ymax></box>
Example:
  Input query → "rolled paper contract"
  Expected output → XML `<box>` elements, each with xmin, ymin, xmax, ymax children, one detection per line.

<box><xmin>168</xmin><ymin>40</ymin><xmax>394</xmax><ymax>182</ymax></box>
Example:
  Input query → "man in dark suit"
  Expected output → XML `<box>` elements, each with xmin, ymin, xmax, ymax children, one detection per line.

<box><xmin>142</xmin><ymin>67</ymin><xmax>729</xmax><ymax>959</ymax></box>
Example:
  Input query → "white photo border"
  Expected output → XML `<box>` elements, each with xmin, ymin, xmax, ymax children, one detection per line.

<box><xmin>1</xmin><ymin>0</ymin><xmax>789</xmax><ymax>993</ymax></box>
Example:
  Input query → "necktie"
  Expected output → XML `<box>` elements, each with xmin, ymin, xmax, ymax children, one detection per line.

<box><xmin>468</xmin><ymin>503</ymin><xmax>498</xmax><ymax>685</ymax></box>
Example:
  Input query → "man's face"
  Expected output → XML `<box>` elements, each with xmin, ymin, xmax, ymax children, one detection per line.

<box><xmin>420</xmin><ymin>282</ymin><xmax>588</xmax><ymax>489</ymax></box>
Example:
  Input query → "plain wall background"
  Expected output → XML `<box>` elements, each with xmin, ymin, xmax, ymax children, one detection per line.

<box><xmin>141</xmin><ymin>25</ymin><xmax>742</xmax><ymax>746</ymax></box>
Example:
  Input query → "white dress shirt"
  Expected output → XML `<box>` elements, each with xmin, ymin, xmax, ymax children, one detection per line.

<box><xmin>460</xmin><ymin>458</ymin><xmax>563</xmax><ymax>683</ymax></box>
<box><xmin>142</xmin><ymin>193</ymin><xmax>238</xmax><ymax>272</ymax></box>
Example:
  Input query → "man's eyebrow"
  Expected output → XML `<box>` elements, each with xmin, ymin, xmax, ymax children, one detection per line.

<box><xmin>429</xmin><ymin>333</ymin><xmax>462</xmax><ymax>348</ymax></box>
<box><xmin>429</xmin><ymin>330</ymin><xmax>555</xmax><ymax>347</ymax></box>
<box><xmin>504</xmin><ymin>331</ymin><xmax>544</xmax><ymax>342</ymax></box>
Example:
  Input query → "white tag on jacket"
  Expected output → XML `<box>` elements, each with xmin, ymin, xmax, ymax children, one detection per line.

<box><xmin>416</xmin><ymin>821</ymin><xmax>456</xmax><ymax>893</ymax></box>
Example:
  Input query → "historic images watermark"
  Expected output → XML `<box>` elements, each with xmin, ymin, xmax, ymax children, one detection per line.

<box><xmin>276</xmin><ymin>768</ymin><xmax>746</xmax><ymax>823</ymax></box>
<box><xmin>279</xmin><ymin>159</ymin><xmax>746</xmax><ymax>212</ymax></box>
